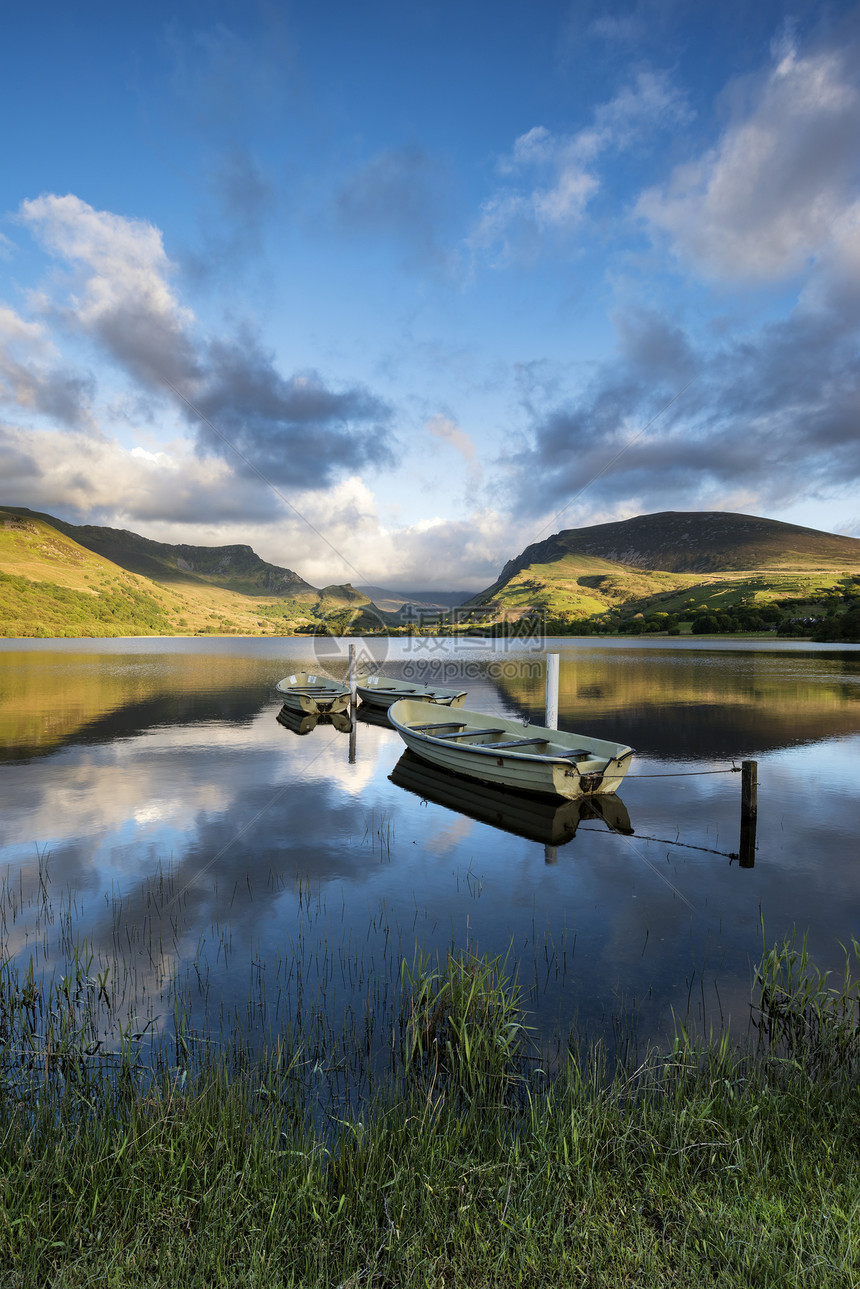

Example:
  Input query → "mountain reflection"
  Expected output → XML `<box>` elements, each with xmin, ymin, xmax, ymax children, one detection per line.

<box><xmin>1</xmin><ymin>639</ymin><xmax>859</xmax><ymax>1060</ymax></box>
<box><xmin>4</xmin><ymin>644</ymin><xmax>859</xmax><ymax>767</ymax></box>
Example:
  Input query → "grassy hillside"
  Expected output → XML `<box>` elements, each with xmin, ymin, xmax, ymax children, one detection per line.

<box><xmin>0</xmin><ymin>509</ymin><xmax>391</xmax><ymax>637</ymax></box>
<box><xmin>467</xmin><ymin>511</ymin><xmax>860</xmax><ymax>636</ymax></box>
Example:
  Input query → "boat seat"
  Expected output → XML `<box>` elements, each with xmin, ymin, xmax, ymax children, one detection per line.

<box><xmin>555</xmin><ymin>748</ymin><xmax>592</xmax><ymax>759</ymax></box>
<box><xmin>409</xmin><ymin>721</ymin><xmax>465</xmax><ymax>732</ymax></box>
<box><xmin>287</xmin><ymin>686</ymin><xmax>344</xmax><ymax>693</ymax></box>
<box><xmin>488</xmin><ymin>737</ymin><xmax>551</xmax><ymax>749</ymax></box>
<box><xmin>433</xmin><ymin>727</ymin><xmax>506</xmax><ymax>740</ymax></box>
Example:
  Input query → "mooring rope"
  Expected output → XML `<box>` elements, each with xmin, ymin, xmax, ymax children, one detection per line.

<box><xmin>623</xmin><ymin>766</ymin><xmax>741</xmax><ymax>779</ymax></box>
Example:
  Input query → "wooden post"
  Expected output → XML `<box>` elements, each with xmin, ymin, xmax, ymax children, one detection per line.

<box><xmin>348</xmin><ymin>715</ymin><xmax>357</xmax><ymax>765</ymax></box>
<box><xmin>739</xmin><ymin>759</ymin><xmax>757</xmax><ymax>868</ymax></box>
<box><xmin>545</xmin><ymin>653</ymin><xmax>559</xmax><ymax>730</ymax></box>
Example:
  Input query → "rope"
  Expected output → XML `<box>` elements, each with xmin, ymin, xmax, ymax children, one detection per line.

<box><xmin>624</xmin><ymin>767</ymin><xmax>741</xmax><ymax>779</ymax></box>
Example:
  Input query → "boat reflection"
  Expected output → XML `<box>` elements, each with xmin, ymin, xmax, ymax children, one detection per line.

<box><xmin>276</xmin><ymin>706</ymin><xmax>353</xmax><ymax>736</ymax></box>
<box><xmin>389</xmin><ymin>750</ymin><xmax>633</xmax><ymax>847</ymax></box>
<box><xmin>355</xmin><ymin>703</ymin><xmax>394</xmax><ymax>729</ymax></box>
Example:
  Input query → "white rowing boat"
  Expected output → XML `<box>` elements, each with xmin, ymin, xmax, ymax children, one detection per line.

<box><xmin>356</xmin><ymin>674</ymin><xmax>466</xmax><ymax>710</ymax></box>
<box><xmin>274</xmin><ymin>671</ymin><xmax>350</xmax><ymax>715</ymax></box>
<box><xmin>388</xmin><ymin>700</ymin><xmax>634</xmax><ymax>799</ymax></box>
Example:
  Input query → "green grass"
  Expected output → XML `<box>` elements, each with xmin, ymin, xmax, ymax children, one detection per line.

<box><xmin>0</xmin><ymin>936</ymin><xmax>858</xmax><ymax>1286</ymax></box>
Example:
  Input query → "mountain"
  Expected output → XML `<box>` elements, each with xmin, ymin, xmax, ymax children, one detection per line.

<box><xmin>4</xmin><ymin>505</ymin><xmax>859</xmax><ymax>638</ymax></box>
<box><xmin>2</xmin><ymin>506</ymin><xmax>314</xmax><ymax>596</ymax></box>
<box><xmin>468</xmin><ymin>511</ymin><xmax>860</xmax><ymax>625</ymax></box>
<box><xmin>0</xmin><ymin>507</ymin><xmax>391</xmax><ymax>637</ymax></box>
<box><xmin>480</xmin><ymin>511</ymin><xmax>860</xmax><ymax>592</ymax></box>
<box><xmin>356</xmin><ymin>586</ymin><xmax>472</xmax><ymax>613</ymax></box>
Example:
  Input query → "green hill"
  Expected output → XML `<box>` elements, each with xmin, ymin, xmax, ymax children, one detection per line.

<box><xmin>0</xmin><ymin>508</ymin><xmax>391</xmax><ymax>637</ymax></box>
<box><xmin>467</xmin><ymin>511</ymin><xmax>860</xmax><ymax>636</ymax></box>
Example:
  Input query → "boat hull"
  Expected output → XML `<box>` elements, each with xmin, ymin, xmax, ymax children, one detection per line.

<box><xmin>356</xmin><ymin>677</ymin><xmax>466</xmax><ymax>710</ymax></box>
<box><xmin>388</xmin><ymin>700</ymin><xmax>634</xmax><ymax>799</ymax></box>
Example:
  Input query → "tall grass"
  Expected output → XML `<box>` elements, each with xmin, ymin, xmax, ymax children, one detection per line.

<box><xmin>0</xmin><ymin>934</ymin><xmax>858</xmax><ymax>1286</ymax></box>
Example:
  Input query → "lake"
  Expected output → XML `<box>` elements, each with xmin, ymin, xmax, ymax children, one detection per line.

<box><xmin>1</xmin><ymin>635</ymin><xmax>859</xmax><ymax>1077</ymax></box>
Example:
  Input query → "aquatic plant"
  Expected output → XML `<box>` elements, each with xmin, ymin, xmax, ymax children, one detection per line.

<box><xmin>752</xmin><ymin>928</ymin><xmax>860</xmax><ymax>1081</ymax></box>
<box><xmin>399</xmin><ymin>948</ymin><xmax>531</xmax><ymax>1095</ymax></box>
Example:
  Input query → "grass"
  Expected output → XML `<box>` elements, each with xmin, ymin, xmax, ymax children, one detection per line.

<box><xmin>0</xmin><ymin>935</ymin><xmax>858</xmax><ymax>1286</ymax></box>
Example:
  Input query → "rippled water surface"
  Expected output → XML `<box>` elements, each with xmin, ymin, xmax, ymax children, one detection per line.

<box><xmin>2</xmin><ymin>635</ymin><xmax>859</xmax><ymax>1062</ymax></box>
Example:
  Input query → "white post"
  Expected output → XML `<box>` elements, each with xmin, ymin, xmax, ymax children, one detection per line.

<box><xmin>545</xmin><ymin>652</ymin><xmax>559</xmax><ymax>730</ymax></box>
<box><xmin>348</xmin><ymin>642</ymin><xmax>358</xmax><ymax>706</ymax></box>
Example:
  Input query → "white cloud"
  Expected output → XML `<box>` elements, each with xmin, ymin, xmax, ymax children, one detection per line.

<box><xmin>0</xmin><ymin>301</ymin><xmax>94</xmax><ymax>427</ymax></box>
<box><xmin>0</xmin><ymin>419</ymin><xmax>237</xmax><ymax>520</ymax></box>
<box><xmin>637</xmin><ymin>38</ymin><xmax>860</xmax><ymax>285</ymax></box>
<box><xmin>20</xmin><ymin>195</ymin><xmax>188</xmax><ymax>330</ymax></box>
<box><xmin>16</xmin><ymin>194</ymin><xmax>396</xmax><ymax>490</ymax></box>
<box><xmin>469</xmin><ymin>71</ymin><xmax>689</xmax><ymax>264</ymax></box>
<box><xmin>20</xmin><ymin>193</ymin><xmax>198</xmax><ymax>392</ymax></box>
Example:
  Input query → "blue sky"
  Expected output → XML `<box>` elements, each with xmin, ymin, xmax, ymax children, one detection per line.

<box><xmin>2</xmin><ymin>0</ymin><xmax>859</xmax><ymax>589</ymax></box>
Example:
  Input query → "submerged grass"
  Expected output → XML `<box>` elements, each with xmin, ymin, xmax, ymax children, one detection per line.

<box><xmin>0</xmin><ymin>935</ymin><xmax>859</xmax><ymax>1286</ymax></box>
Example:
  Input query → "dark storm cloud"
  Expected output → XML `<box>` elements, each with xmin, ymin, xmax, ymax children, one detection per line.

<box><xmin>18</xmin><ymin>195</ymin><xmax>399</xmax><ymax>499</ymax></box>
<box><xmin>510</xmin><ymin>303</ymin><xmax>860</xmax><ymax>518</ymax></box>
<box><xmin>192</xmin><ymin>334</ymin><xmax>396</xmax><ymax>488</ymax></box>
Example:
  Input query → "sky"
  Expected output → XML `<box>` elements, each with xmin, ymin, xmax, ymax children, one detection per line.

<box><xmin>2</xmin><ymin>0</ymin><xmax>859</xmax><ymax>591</ymax></box>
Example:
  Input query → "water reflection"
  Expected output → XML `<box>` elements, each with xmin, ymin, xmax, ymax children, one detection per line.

<box><xmin>1</xmin><ymin>638</ymin><xmax>859</xmax><ymax>1063</ymax></box>
<box><xmin>276</xmin><ymin>706</ymin><xmax>353</xmax><ymax>736</ymax></box>
<box><xmin>390</xmin><ymin>750</ymin><xmax>633</xmax><ymax>846</ymax></box>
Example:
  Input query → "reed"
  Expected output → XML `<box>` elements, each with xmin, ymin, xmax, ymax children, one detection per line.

<box><xmin>0</xmin><ymin>938</ymin><xmax>858</xmax><ymax>1286</ymax></box>
<box><xmin>399</xmin><ymin>947</ymin><xmax>531</xmax><ymax>1096</ymax></box>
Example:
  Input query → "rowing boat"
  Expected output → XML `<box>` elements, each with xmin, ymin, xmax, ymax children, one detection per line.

<box><xmin>388</xmin><ymin>700</ymin><xmax>634</xmax><ymax>799</ymax></box>
<box><xmin>390</xmin><ymin>750</ymin><xmax>633</xmax><ymax>844</ymax></box>
<box><xmin>274</xmin><ymin>671</ymin><xmax>350</xmax><ymax>715</ymax></box>
<box><xmin>356</xmin><ymin>674</ymin><xmax>467</xmax><ymax>710</ymax></box>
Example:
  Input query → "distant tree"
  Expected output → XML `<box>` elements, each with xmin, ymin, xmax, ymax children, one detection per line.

<box><xmin>692</xmin><ymin>615</ymin><xmax>720</xmax><ymax>634</ymax></box>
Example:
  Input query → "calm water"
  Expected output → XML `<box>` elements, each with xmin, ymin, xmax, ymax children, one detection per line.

<box><xmin>1</xmin><ymin>635</ymin><xmax>859</xmax><ymax>1066</ymax></box>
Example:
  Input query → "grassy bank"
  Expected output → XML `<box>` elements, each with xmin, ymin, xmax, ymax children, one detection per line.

<box><xmin>1</xmin><ymin>939</ymin><xmax>858</xmax><ymax>1287</ymax></box>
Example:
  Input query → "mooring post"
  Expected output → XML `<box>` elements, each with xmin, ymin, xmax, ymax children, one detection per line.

<box><xmin>739</xmin><ymin>759</ymin><xmax>757</xmax><ymax>868</ymax></box>
<box><xmin>348</xmin><ymin>642</ymin><xmax>358</xmax><ymax>707</ymax></box>
<box><xmin>348</xmin><ymin>715</ymin><xmax>357</xmax><ymax>765</ymax></box>
<box><xmin>545</xmin><ymin>652</ymin><xmax>559</xmax><ymax>730</ymax></box>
